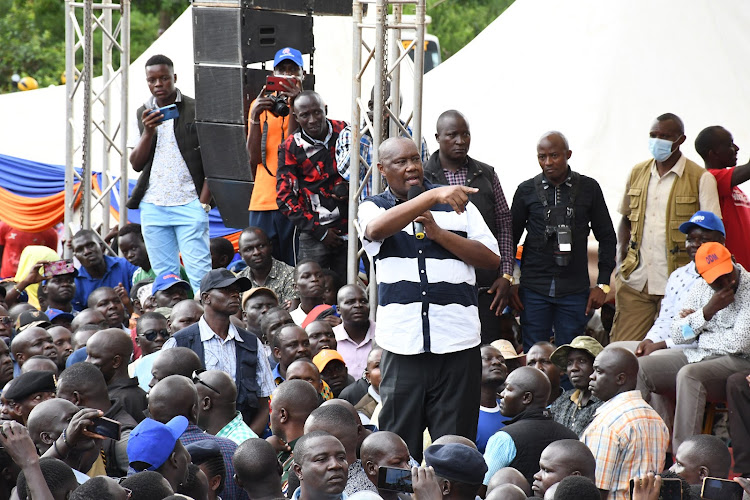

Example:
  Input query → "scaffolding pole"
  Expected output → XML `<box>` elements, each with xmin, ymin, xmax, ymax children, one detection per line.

<box><xmin>64</xmin><ymin>0</ymin><xmax>130</xmax><ymax>256</ymax></box>
<box><xmin>347</xmin><ymin>0</ymin><xmax>426</xmax><ymax>314</ymax></box>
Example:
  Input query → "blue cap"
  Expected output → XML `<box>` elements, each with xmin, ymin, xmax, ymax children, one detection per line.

<box><xmin>46</xmin><ymin>308</ymin><xmax>75</xmax><ymax>323</ymax></box>
<box><xmin>274</xmin><ymin>47</ymin><xmax>303</xmax><ymax>68</ymax></box>
<box><xmin>127</xmin><ymin>416</ymin><xmax>189</xmax><ymax>470</ymax></box>
<box><xmin>185</xmin><ymin>439</ymin><xmax>222</xmax><ymax>465</ymax></box>
<box><xmin>152</xmin><ymin>272</ymin><xmax>191</xmax><ymax>294</ymax></box>
<box><xmin>678</xmin><ymin>211</ymin><xmax>725</xmax><ymax>236</ymax></box>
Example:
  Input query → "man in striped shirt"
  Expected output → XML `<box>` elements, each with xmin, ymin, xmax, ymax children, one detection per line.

<box><xmin>358</xmin><ymin>137</ymin><xmax>500</xmax><ymax>461</ymax></box>
<box><xmin>582</xmin><ymin>347</ymin><xmax>669</xmax><ymax>500</ymax></box>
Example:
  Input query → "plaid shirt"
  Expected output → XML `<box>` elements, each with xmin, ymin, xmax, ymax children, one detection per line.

<box><xmin>216</xmin><ymin>411</ymin><xmax>258</xmax><ymax>445</ymax></box>
<box><xmin>237</xmin><ymin>257</ymin><xmax>298</xmax><ymax>304</ymax></box>
<box><xmin>277</xmin><ymin>119</ymin><xmax>348</xmax><ymax>240</ymax></box>
<box><xmin>442</xmin><ymin>164</ymin><xmax>514</xmax><ymax>276</ymax></box>
<box><xmin>180</xmin><ymin>423</ymin><xmax>248</xmax><ymax>500</ymax></box>
<box><xmin>581</xmin><ymin>390</ymin><xmax>669</xmax><ymax>500</ymax></box>
<box><xmin>335</xmin><ymin>123</ymin><xmax>429</xmax><ymax>200</ymax></box>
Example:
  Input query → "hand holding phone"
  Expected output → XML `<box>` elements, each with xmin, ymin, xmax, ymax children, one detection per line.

<box><xmin>701</xmin><ymin>477</ymin><xmax>743</xmax><ymax>500</ymax></box>
<box><xmin>148</xmin><ymin>104</ymin><xmax>179</xmax><ymax>123</ymax></box>
<box><xmin>266</xmin><ymin>75</ymin><xmax>299</xmax><ymax>93</ymax></box>
<box><xmin>85</xmin><ymin>416</ymin><xmax>121</xmax><ymax>441</ymax></box>
<box><xmin>42</xmin><ymin>259</ymin><xmax>76</xmax><ymax>279</ymax></box>
<box><xmin>377</xmin><ymin>467</ymin><xmax>413</xmax><ymax>493</ymax></box>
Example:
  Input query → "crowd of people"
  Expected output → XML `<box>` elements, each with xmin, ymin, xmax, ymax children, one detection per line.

<box><xmin>0</xmin><ymin>46</ymin><xmax>749</xmax><ymax>500</ymax></box>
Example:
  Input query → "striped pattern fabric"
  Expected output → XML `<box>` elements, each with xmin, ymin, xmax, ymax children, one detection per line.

<box><xmin>357</xmin><ymin>182</ymin><xmax>499</xmax><ymax>355</ymax></box>
<box><xmin>581</xmin><ymin>390</ymin><xmax>669</xmax><ymax>500</ymax></box>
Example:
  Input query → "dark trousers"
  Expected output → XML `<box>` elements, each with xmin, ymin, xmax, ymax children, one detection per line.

<box><xmin>378</xmin><ymin>346</ymin><xmax>481</xmax><ymax>462</ymax></box>
<box><xmin>728</xmin><ymin>371</ymin><xmax>750</xmax><ymax>474</ymax></box>
<box><xmin>298</xmin><ymin>231</ymin><xmax>348</xmax><ymax>282</ymax></box>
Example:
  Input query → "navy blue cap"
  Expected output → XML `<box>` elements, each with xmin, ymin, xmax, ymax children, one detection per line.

<box><xmin>185</xmin><ymin>439</ymin><xmax>222</xmax><ymax>465</ymax></box>
<box><xmin>46</xmin><ymin>308</ymin><xmax>75</xmax><ymax>323</ymax></box>
<box><xmin>679</xmin><ymin>210</ymin><xmax>725</xmax><ymax>236</ymax></box>
<box><xmin>423</xmin><ymin>443</ymin><xmax>487</xmax><ymax>485</ymax></box>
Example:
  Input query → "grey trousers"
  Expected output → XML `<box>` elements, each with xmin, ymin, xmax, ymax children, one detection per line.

<box><xmin>637</xmin><ymin>349</ymin><xmax>750</xmax><ymax>452</ymax></box>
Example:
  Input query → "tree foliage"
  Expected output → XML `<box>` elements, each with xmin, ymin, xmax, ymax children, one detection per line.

<box><xmin>427</xmin><ymin>0</ymin><xmax>515</xmax><ymax>61</ymax></box>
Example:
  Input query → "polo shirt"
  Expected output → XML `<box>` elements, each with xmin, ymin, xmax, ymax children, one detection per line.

<box><xmin>73</xmin><ymin>255</ymin><xmax>137</xmax><ymax>311</ymax></box>
<box><xmin>357</xmin><ymin>181</ymin><xmax>499</xmax><ymax>355</ymax></box>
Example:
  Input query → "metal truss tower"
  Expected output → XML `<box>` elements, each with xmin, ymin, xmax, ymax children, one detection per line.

<box><xmin>64</xmin><ymin>0</ymin><xmax>130</xmax><ymax>255</ymax></box>
<box><xmin>347</xmin><ymin>0</ymin><xmax>426</xmax><ymax>310</ymax></box>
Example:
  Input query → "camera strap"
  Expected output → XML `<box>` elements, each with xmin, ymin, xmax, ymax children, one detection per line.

<box><xmin>259</xmin><ymin>114</ymin><xmax>286</xmax><ymax>179</ymax></box>
<box><xmin>534</xmin><ymin>171</ymin><xmax>580</xmax><ymax>223</ymax></box>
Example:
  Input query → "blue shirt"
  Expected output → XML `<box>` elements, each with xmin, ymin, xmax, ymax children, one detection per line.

<box><xmin>476</xmin><ymin>401</ymin><xmax>510</xmax><ymax>453</ymax></box>
<box><xmin>73</xmin><ymin>255</ymin><xmax>137</xmax><ymax>311</ymax></box>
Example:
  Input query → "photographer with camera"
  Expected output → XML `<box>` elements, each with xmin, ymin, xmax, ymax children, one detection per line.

<box><xmin>510</xmin><ymin>131</ymin><xmax>616</xmax><ymax>351</ymax></box>
<box><xmin>246</xmin><ymin>47</ymin><xmax>305</xmax><ymax>267</ymax></box>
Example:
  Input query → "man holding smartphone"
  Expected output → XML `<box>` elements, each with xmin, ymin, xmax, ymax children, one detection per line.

<box><xmin>128</xmin><ymin>54</ymin><xmax>212</xmax><ymax>295</ymax></box>
<box><xmin>246</xmin><ymin>47</ymin><xmax>305</xmax><ymax>267</ymax></box>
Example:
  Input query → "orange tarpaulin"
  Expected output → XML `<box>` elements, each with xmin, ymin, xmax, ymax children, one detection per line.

<box><xmin>0</xmin><ymin>184</ymin><xmax>82</xmax><ymax>232</ymax></box>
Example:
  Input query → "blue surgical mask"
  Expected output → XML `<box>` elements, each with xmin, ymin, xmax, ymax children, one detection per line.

<box><xmin>649</xmin><ymin>137</ymin><xmax>676</xmax><ymax>162</ymax></box>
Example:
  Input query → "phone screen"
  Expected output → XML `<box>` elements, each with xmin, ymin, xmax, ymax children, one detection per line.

<box><xmin>701</xmin><ymin>477</ymin><xmax>743</xmax><ymax>500</ymax></box>
<box><xmin>629</xmin><ymin>478</ymin><xmax>682</xmax><ymax>500</ymax></box>
<box><xmin>377</xmin><ymin>467</ymin><xmax>413</xmax><ymax>493</ymax></box>
<box><xmin>90</xmin><ymin>417</ymin><xmax>121</xmax><ymax>441</ymax></box>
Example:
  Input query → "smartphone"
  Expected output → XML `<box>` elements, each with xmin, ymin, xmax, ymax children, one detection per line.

<box><xmin>377</xmin><ymin>466</ymin><xmax>413</xmax><ymax>493</ymax></box>
<box><xmin>89</xmin><ymin>416</ymin><xmax>121</xmax><ymax>441</ymax></box>
<box><xmin>149</xmin><ymin>104</ymin><xmax>179</xmax><ymax>123</ymax></box>
<box><xmin>701</xmin><ymin>477</ymin><xmax>743</xmax><ymax>500</ymax></box>
<box><xmin>265</xmin><ymin>75</ymin><xmax>298</xmax><ymax>92</ymax></box>
<box><xmin>629</xmin><ymin>477</ymin><xmax>682</xmax><ymax>500</ymax></box>
<box><xmin>42</xmin><ymin>259</ymin><xmax>75</xmax><ymax>278</ymax></box>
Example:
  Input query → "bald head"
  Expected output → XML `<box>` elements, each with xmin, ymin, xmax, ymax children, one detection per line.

<box><xmin>70</xmin><ymin>309</ymin><xmax>107</xmax><ymax>332</ymax></box>
<box><xmin>378</xmin><ymin>137</ymin><xmax>418</xmax><ymax>164</ymax></box>
<box><xmin>21</xmin><ymin>356</ymin><xmax>58</xmax><ymax>374</ymax></box>
<box><xmin>589</xmin><ymin>347</ymin><xmax>639</xmax><ymax>401</ymax></box>
<box><xmin>11</xmin><ymin>327</ymin><xmax>56</xmax><ymax>366</ymax></box>
<box><xmin>88</xmin><ymin>329</ymin><xmax>133</xmax><ymax>358</ymax></box>
<box><xmin>506</xmin><ymin>366</ymin><xmax>551</xmax><ymax>410</ymax></box>
<box><xmin>150</xmin><ymin>347</ymin><xmax>203</xmax><ymax>388</ymax></box>
<box><xmin>27</xmin><ymin>398</ymin><xmax>78</xmax><ymax>445</ymax></box>
<box><xmin>436</xmin><ymin>109</ymin><xmax>468</xmax><ymax>133</ymax></box>
<box><xmin>272</xmin><ymin>379</ymin><xmax>319</xmax><ymax>418</ymax></box>
<box><xmin>360</xmin><ymin>431</ymin><xmax>409</xmax><ymax>465</ymax></box>
<box><xmin>487</xmin><ymin>484</ymin><xmax>527</xmax><ymax>500</ymax></box>
<box><xmin>149</xmin><ymin>375</ymin><xmax>198</xmax><ymax>423</ymax></box>
<box><xmin>541</xmin><ymin>440</ymin><xmax>597</xmax><ymax>481</ymax></box>
<box><xmin>199</xmin><ymin>369</ymin><xmax>237</xmax><ymax>403</ymax></box>
<box><xmin>286</xmin><ymin>359</ymin><xmax>323</xmax><ymax>392</ymax></box>
<box><xmin>487</xmin><ymin>467</ymin><xmax>531</xmax><ymax>496</ymax></box>
<box><xmin>432</xmin><ymin>434</ymin><xmax>478</xmax><ymax>450</ymax></box>
<box><xmin>233</xmin><ymin>438</ymin><xmax>282</xmax><ymax>495</ymax></box>
<box><xmin>169</xmin><ymin>300</ymin><xmax>203</xmax><ymax>334</ymax></box>
<box><xmin>305</xmin><ymin>403</ymin><xmax>359</xmax><ymax>463</ymax></box>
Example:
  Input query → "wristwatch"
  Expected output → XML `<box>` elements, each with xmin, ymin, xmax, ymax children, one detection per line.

<box><xmin>501</xmin><ymin>273</ymin><xmax>515</xmax><ymax>285</ymax></box>
<box><xmin>597</xmin><ymin>283</ymin><xmax>611</xmax><ymax>294</ymax></box>
<box><xmin>201</xmin><ymin>203</ymin><xmax>211</xmax><ymax>213</ymax></box>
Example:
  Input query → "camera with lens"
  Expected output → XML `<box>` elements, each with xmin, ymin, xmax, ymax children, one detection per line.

<box><xmin>332</xmin><ymin>181</ymin><xmax>349</xmax><ymax>199</ymax></box>
<box><xmin>545</xmin><ymin>205</ymin><xmax>574</xmax><ymax>267</ymax></box>
<box><xmin>269</xmin><ymin>95</ymin><xmax>289</xmax><ymax>117</ymax></box>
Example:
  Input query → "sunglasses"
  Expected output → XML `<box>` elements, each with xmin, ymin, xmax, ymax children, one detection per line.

<box><xmin>141</xmin><ymin>329</ymin><xmax>170</xmax><ymax>342</ymax></box>
<box><xmin>117</xmin><ymin>478</ymin><xmax>133</xmax><ymax>498</ymax></box>
<box><xmin>192</xmin><ymin>369</ymin><xmax>221</xmax><ymax>395</ymax></box>
<box><xmin>0</xmin><ymin>317</ymin><xmax>11</xmax><ymax>326</ymax></box>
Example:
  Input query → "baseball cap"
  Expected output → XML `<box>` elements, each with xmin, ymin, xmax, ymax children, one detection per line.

<box><xmin>695</xmin><ymin>242</ymin><xmax>734</xmax><ymax>284</ymax></box>
<box><xmin>46</xmin><ymin>308</ymin><xmax>75</xmax><ymax>324</ymax></box>
<box><xmin>424</xmin><ymin>443</ymin><xmax>487</xmax><ymax>485</ymax></box>
<box><xmin>549</xmin><ymin>336</ymin><xmax>604</xmax><ymax>371</ymax></box>
<box><xmin>153</xmin><ymin>272</ymin><xmax>191</xmax><ymax>295</ymax></box>
<box><xmin>185</xmin><ymin>439</ymin><xmax>222</xmax><ymax>465</ymax></box>
<box><xmin>241</xmin><ymin>287</ymin><xmax>278</xmax><ymax>310</ymax></box>
<box><xmin>313</xmin><ymin>349</ymin><xmax>346</xmax><ymax>372</ymax></box>
<box><xmin>199</xmin><ymin>269</ymin><xmax>252</xmax><ymax>295</ymax></box>
<box><xmin>127</xmin><ymin>416</ymin><xmax>189</xmax><ymax>471</ymax></box>
<box><xmin>4</xmin><ymin>371</ymin><xmax>57</xmax><ymax>401</ymax></box>
<box><xmin>678</xmin><ymin>211</ymin><xmax>726</xmax><ymax>236</ymax></box>
<box><xmin>16</xmin><ymin>310</ymin><xmax>52</xmax><ymax>332</ymax></box>
<box><xmin>490</xmin><ymin>339</ymin><xmax>524</xmax><ymax>360</ymax></box>
<box><xmin>274</xmin><ymin>47</ymin><xmax>303</xmax><ymax>68</ymax></box>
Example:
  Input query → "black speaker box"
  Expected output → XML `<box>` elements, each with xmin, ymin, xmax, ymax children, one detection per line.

<box><xmin>196</xmin><ymin>122</ymin><xmax>251</xmax><ymax>181</ymax></box>
<box><xmin>241</xmin><ymin>9</ymin><xmax>313</xmax><ymax>65</ymax></box>
<box><xmin>206</xmin><ymin>178</ymin><xmax>253</xmax><ymax>229</ymax></box>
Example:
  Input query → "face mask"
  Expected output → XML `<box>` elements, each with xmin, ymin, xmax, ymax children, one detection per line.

<box><xmin>649</xmin><ymin>137</ymin><xmax>676</xmax><ymax>162</ymax></box>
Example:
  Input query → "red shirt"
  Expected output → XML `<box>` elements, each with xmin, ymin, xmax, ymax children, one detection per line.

<box><xmin>709</xmin><ymin>167</ymin><xmax>750</xmax><ymax>269</ymax></box>
<box><xmin>0</xmin><ymin>223</ymin><xmax>58</xmax><ymax>278</ymax></box>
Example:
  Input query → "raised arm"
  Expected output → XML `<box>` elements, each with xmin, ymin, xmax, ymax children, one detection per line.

<box><xmin>365</xmin><ymin>185</ymin><xmax>478</xmax><ymax>242</ymax></box>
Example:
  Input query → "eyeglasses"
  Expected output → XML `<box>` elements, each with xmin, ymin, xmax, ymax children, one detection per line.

<box><xmin>140</xmin><ymin>329</ymin><xmax>170</xmax><ymax>342</ymax></box>
<box><xmin>192</xmin><ymin>369</ymin><xmax>221</xmax><ymax>395</ymax></box>
<box><xmin>0</xmin><ymin>317</ymin><xmax>10</xmax><ymax>325</ymax></box>
<box><xmin>123</xmin><ymin>487</ymin><xmax>132</xmax><ymax>499</ymax></box>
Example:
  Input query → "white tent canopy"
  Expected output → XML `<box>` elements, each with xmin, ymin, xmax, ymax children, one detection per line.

<box><xmin>422</xmin><ymin>0</ymin><xmax>750</xmax><ymax>215</ymax></box>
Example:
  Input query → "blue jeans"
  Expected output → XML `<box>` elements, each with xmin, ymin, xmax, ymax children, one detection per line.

<box><xmin>140</xmin><ymin>199</ymin><xmax>211</xmax><ymax>295</ymax></box>
<box><xmin>519</xmin><ymin>286</ymin><xmax>591</xmax><ymax>352</ymax></box>
<box><xmin>248</xmin><ymin>210</ymin><xmax>297</xmax><ymax>267</ymax></box>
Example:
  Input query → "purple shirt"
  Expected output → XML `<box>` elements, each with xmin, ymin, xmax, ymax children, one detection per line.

<box><xmin>333</xmin><ymin>321</ymin><xmax>376</xmax><ymax>379</ymax></box>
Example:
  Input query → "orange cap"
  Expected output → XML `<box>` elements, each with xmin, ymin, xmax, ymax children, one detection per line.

<box><xmin>695</xmin><ymin>242</ymin><xmax>733</xmax><ymax>284</ymax></box>
<box><xmin>312</xmin><ymin>349</ymin><xmax>346</xmax><ymax>372</ymax></box>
